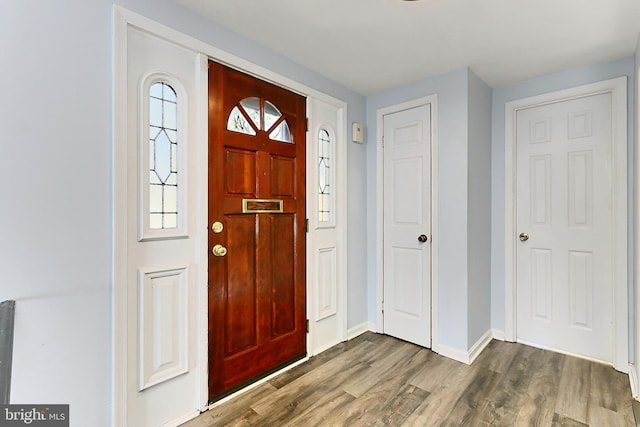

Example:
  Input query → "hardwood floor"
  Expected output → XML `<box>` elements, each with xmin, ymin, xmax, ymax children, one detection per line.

<box><xmin>182</xmin><ymin>332</ymin><xmax>637</xmax><ymax>426</ymax></box>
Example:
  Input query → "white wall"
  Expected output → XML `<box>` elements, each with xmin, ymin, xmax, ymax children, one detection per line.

<box><xmin>467</xmin><ymin>70</ymin><xmax>492</xmax><ymax>347</ymax></box>
<box><xmin>3</xmin><ymin>1</ymin><xmax>366</xmax><ymax>425</ymax></box>
<box><xmin>490</xmin><ymin>58</ymin><xmax>636</xmax><ymax>356</ymax></box>
<box><xmin>2</xmin><ymin>1</ymin><xmax>113</xmax><ymax>425</ymax></box>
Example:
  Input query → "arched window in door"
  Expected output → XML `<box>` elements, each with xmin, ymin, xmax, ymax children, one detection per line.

<box><xmin>227</xmin><ymin>97</ymin><xmax>293</xmax><ymax>143</ymax></box>
<box><xmin>318</xmin><ymin>128</ymin><xmax>332</xmax><ymax>223</ymax></box>
<box><xmin>149</xmin><ymin>81</ymin><xmax>179</xmax><ymax>229</ymax></box>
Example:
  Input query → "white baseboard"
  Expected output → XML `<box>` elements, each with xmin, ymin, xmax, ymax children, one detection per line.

<box><xmin>468</xmin><ymin>329</ymin><xmax>493</xmax><ymax>364</ymax></box>
<box><xmin>347</xmin><ymin>321</ymin><xmax>375</xmax><ymax>340</ymax></box>
<box><xmin>161</xmin><ymin>409</ymin><xmax>201</xmax><ymax>427</ymax></box>
<box><xmin>629</xmin><ymin>363</ymin><xmax>640</xmax><ymax>400</ymax></box>
<box><xmin>491</xmin><ymin>329</ymin><xmax>506</xmax><ymax>341</ymax></box>
<box><xmin>437</xmin><ymin>329</ymin><xmax>494</xmax><ymax>365</ymax></box>
<box><xmin>438</xmin><ymin>343</ymin><xmax>472</xmax><ymax>365</ymax></box>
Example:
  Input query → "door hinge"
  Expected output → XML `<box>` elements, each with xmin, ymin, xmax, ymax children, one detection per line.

<box><xmin>306</xmin><ymin>319</ymin><xmax>309</xmax><ymax>333</ymax></box>
<box><xmin>306</xmin><ymin>118</ymin><xmax>309</xmax><ymax>132</ymax></box>
<box><xmin>305</xmin><ymin>218</ymin><xmax>309</xmax><ymax>233</ymax></box>
<box><xmin>381</xmin><ymin>135</ymin><xmax>384</xmax><ymax>147</ymax></box>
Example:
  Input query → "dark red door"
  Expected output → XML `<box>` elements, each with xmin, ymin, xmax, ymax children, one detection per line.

<box><xmin>208</xmin><ymin>61</ymin><xmax>307</xmax><ymax>400</ymax></box>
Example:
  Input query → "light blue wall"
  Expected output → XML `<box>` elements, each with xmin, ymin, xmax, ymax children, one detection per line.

<box><xmin>366</xmin><ymin>68</ymin><xmax>472</xmax><ymax>351</ymax></box>
<box><xmin>490</xmin><ymin>58</ymin><xmax>636</xmax><ymax>355</ymax></box>
<box><xmin>467</xmin><ymin>70</ymin><xmax>493</xmax><ymax>347</ymax></box>
<box><xmin>3</xmin><ymin>1</ymin><xmax>366</xmax><ymax>425</ymax></box>
<box><xmin>2</xmin><ymin>2</ymin><xmax>113</xmax><ymax>425</ymax></box>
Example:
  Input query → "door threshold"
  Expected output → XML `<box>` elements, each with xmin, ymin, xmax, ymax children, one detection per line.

<box><xmin>207</xmin><ymin>354</ymin><xmax>308</xmax><ymax>409</ymax></box>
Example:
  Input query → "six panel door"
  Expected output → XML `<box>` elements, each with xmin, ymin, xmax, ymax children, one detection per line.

<box><xmin>382</xmin><ymin>104</ymin><xmax>432</xmax><ymax>348</ymax></box>
<box><xmin>515</xmin><ymin>93</ymin><xmax>614</xmax><ymax>362</ymax></box>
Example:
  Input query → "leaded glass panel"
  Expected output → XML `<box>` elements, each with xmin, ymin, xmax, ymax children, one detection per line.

<box><xmin>149</xmin><ymin>82</ymin><xmax>179</xmax><ymax>230</ymax></box>
<box><xmin>264</xmin><ymin>100</ymin><xmax>281</xmax><ymax>131</ymax></box>
<box><xmin>227</xmin><ymin>106</ymin><xmax>257</xmax><ymax>135</ymax></box>
<box><xmin>269</xmin><ymin>121</ymin><xmax>292</xmax><ymax>143</ymax></box>
<box><xmin>226</xmin><ymin>97</ymin><xmax>293</xmax><ymax>143</ymax></box>
<box><xmin>318</xmin><ymin>128</ymin><xmax>331</xmax><ymax>222</ymax></box>
<box><xmin>240</xmin><ymin>97</ymin><xmax>261</xmax><ymax>129</ymax></box>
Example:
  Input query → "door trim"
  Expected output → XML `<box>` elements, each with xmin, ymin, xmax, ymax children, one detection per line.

<box><xmin>113</xmin><ymin>6</ymin><xmax>348</xmax><ymax>424</ymax></box>
<box><xmin>504</xmin><ymin>77</ymin><xmax>628</xmax><ymax>371</ymax></box>
<box><xmin>375</xmin><ymin>95</ymin><xmax>439</xmax><ymax>352</ymax></box>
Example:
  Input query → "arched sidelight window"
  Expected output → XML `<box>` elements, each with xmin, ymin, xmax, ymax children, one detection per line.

<box><xmin>227</xmin><ymin>97</ymin><xmax>293</xmax><ymax>143</ymax></box>
<box><xmin>149</xmin><ymin>82</ymin><xmax>178</xmax><ymax>229</ymax></box>
<box><xmin>318</xmin><ymin>128</ymin><xmax>331</xmax><ymax>223</ymax></box>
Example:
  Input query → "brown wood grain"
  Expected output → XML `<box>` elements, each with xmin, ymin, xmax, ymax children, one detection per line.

<box><xmin>207</xmin><ymin>60</ymin><xmax>307</xmax><ymax>399</ymax></box>
<box><xmin>516</xmin><ymin>350</ymin><xmax>565</xmax><ymax>426</ymax></box>
<box><xmin>184</xmin><ymin>333</ymin><xmax>638</xmax><ymax>427</ymax></box>
<box><xmin>555</xmin><ymin>356</ymin><xmax>591</xmax><ymax>423</ymax></box>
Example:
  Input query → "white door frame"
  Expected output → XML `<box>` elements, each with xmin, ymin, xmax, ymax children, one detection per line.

<box><xmin>375</xmin><ymin>95</ymin><xmax>440</xmax><ymax>352</ymax></box>
<box><xmin>504</xmin><ymin>77</ymin><xmax>628</xmax><ymax>372</ymax></box>
<box><xmin>113</xmin><ymin>6</ymin><xmax>348</xmax><ymax>424</ymax></box>
<box><xmin>635</xmin><ymin>36</ymin><xmax>640</xmax><ymax>399</ymax></box>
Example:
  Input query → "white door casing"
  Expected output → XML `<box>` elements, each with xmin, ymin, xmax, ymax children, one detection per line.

<box><xmin>381</xmin><ymin>102</ymin><xmax>433</xmax><ymax>348</ymax></box>
<box><xmin>635</xmin><ymin>35</ymin><xmax>640</xmax><ymax>400</ymax></box>
<box><xmin>306</xmin><ymin>98</ymin><xmax>348</xmax><ymax>356</ymax></box>
<box><xmin>505</xmin><ymin>77</ymin><xmax>627</xmax><ymax>371</ymax></box>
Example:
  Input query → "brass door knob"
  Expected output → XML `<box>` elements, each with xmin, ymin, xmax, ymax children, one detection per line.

<box><xmin>212</xmin><ymin>244</ymin><xmax>227</xmax><ymax>257</ymax></box>
<box><xmin>211</xmin><ymin>221</ymin><xmax>224</xmax><ymax>233</ymax></box>
<box><xmin>519</xmin><ymin>232</ymin><xmax>529</xmax><ymax>242</ymax></box>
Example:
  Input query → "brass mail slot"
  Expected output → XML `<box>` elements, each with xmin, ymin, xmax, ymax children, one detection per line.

<box><xmin>242</xmin><ymin>199</ymin><xmax>283</xmax><ymax>213</ymax></box>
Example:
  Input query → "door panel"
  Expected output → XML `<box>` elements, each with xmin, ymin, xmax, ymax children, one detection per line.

<box><xmin>124</xmin><ymin>27</ymin><xmax>202</xmax><ymax>426</ymax></box>
<box><xmin>516</xmin><ymin>93</ymin><xmax>613</xmax><ymax>362</ymax></box>
<box><xmin>270</xmin><ymin>214</ymin><xmax>296</xmax><ymax>336</ymax></box>
<box><xmin>392</xmin><ymin>247</ymin><xmax>424</xmax><ymax>317</ymax></box>
<box><xmin>271</xmin><ymin>156</ymin><xmax>295</xmax><ymax>196</ymax></box>
<box><xmin>530</xmin><ymin>248</ymin><xmax>552</xmax><ymax>321</ymax></box>
<box><xmin>225</xmin><ymin>149</ymin><xmax>256</xmax><ymax>195</ymax></box>
<box><xmin>382</xmin><ymin>104</ymin><xmax>432</xmax><ymax>348</ymax></box>
<box><xmin>307</xmin><ymin>98</ymin><xmax>347</xmax><ymax>355</ymax></box>
<box><xmin>225</xmin><ymin>214</ymin><xmax>257</xmax><ymax>355</ymax></box>
<box><xmin>208</xmin><ymin>61</ymin><xmax>307</xmax><ymax>399</ymax></box>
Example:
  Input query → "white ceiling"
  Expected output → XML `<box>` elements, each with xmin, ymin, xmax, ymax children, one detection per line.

<box><xmin>176</xmin><ymin>0</ymin><xmax>640</xmax><ymax>95</ymax></box>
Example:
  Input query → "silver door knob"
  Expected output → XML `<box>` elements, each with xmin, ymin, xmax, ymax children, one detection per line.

<box><xmin>519</xmin><ymin>232</ymin><xmax>529</xmax><ymax>242</ymax></box>
<box><xmin>212</xmin><ymin>244</ymin><xmax>227</xmax><ymax>257</ymax></box>
<box><xmin>418</xmin><ymin>234</ymin><xmax>428</xmax><ymax>243</ymax></box>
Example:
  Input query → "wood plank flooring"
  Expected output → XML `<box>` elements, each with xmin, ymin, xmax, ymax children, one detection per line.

<box><xmin>182</xmin><ymin>333</ymin><xmax>637</xmax><ymax>426</ymax></box>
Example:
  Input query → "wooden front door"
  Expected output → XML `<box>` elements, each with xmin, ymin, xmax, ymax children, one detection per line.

<box><xmin>207</xmin><ymin>61</ymin><xmax>307</xmax><ymax>399</ymax></box>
